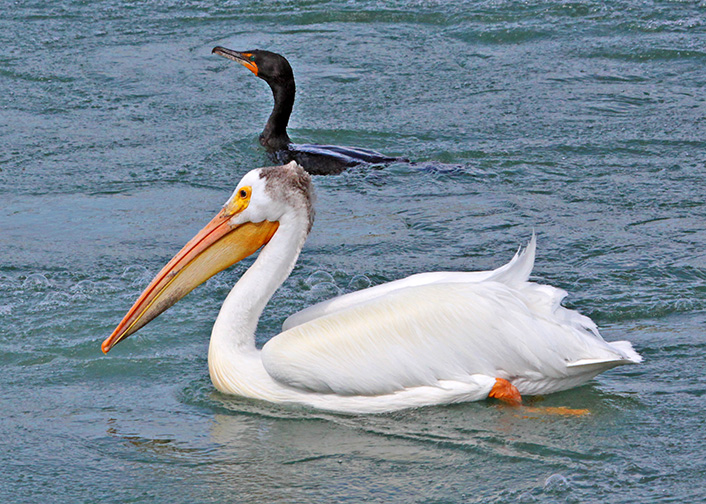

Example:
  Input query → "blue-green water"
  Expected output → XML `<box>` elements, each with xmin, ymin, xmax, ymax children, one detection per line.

<box><xmin>2</xmin><ymin>1</ymin><xmax>706</xmax><ymax>502</ymax></box>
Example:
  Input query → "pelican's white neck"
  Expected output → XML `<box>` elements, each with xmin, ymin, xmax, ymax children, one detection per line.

<box><xmin>208</xmin><ymin>214</ymin><xmax>307</xmax><ymax>359</ymax></box>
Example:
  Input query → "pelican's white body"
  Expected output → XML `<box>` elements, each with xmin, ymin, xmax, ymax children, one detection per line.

<box><xmin>204</xmin><ymin>164</ymin><xmax>641</xmax><ymax>414</ymax></box>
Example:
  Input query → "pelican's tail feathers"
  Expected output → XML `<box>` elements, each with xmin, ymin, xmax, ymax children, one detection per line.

<box><xmin>566</xmin><ymin>340</ymin><xmax>642</xmax><ymax>371</ymax></box>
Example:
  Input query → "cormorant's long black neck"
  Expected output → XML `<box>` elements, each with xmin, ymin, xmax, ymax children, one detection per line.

<box><xmin>260</xmin><ymin>79</ymin><xmax>295</xmax><ymax>152</ymax></box>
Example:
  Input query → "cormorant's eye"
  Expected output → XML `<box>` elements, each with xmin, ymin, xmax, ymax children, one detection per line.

<box><xmin>249</xmin><ymin>55</ymin><xmax>256</xmax><ymax>62</ymax></box>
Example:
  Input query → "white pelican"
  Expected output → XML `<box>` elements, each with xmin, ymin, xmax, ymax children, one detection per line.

<box><xmin>102</xmin><ymin>161</ymin><xmax>641</xmax><ymax>414</ymax></box>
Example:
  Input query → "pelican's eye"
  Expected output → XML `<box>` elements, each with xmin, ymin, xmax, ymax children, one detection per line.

<box><xmin>227</xmin><ymin>185</ymin><xmax>252</xmax><ymax>214</ymax></box>
<box><xmin>237</xmin><ymin>186</ymin><xmax>251</xmax><ymax>201</ymax></box>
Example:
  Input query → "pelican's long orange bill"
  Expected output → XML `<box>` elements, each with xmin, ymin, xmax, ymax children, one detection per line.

<box><xmin>102</xmin><ymin>211</ymin><xmax>279</xmax><ymax>353</ymax></box>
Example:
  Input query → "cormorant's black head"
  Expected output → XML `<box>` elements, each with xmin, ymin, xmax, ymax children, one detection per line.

<box><xmin>212</xmin><ymin>47</ymin><xmax>294</xmax><ymax>86</ymax></box>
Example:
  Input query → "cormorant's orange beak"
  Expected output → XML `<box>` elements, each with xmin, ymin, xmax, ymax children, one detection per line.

<box><xmin>212</xmin><ymin>46</ymin><xmax>258</xmax><ymax>76</ymax></box>
<box><xmin>102</xmin><ymin>204</ymin><xmax>279</xmax><ymax>353</ymax></box>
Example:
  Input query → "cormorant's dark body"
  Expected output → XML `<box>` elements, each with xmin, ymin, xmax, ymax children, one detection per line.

<box><xmin>212</xmin><ymin>47</ymin><xmax>406</xmax><ymax>175</ymax></box>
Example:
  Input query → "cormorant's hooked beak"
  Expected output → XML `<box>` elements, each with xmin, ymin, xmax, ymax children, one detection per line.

<box><xmin>212</xmin><ymin>46</ymin><xmax>258</xmax><ymax>76</ymax></box>
<box><xmin>101</xmin><ymin>205</ymin><xmax>279</xmax><ymax>353</ymax></box>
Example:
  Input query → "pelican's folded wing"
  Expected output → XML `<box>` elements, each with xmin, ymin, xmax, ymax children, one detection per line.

<box><xmin>261</xmin><ymin>277</ymin><xmax>630</xmax><ymax>397</ymax></box>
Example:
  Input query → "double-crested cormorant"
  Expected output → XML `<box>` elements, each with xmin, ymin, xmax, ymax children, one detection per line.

<box><xmin>102</xmin><ymin>161</ymin><xmax>641</xmax><ymax>413</ymax></box>
<box><xmin>212</xmin><ymin>46</ymin><xmax>406</xmax><ymax>175</ymax></box>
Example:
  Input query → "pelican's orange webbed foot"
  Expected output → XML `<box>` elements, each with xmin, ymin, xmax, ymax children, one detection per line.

<box><xmin>488</xmin><ymin>377</ymin><xmax>522</xmax><ymax>406</ymax></box>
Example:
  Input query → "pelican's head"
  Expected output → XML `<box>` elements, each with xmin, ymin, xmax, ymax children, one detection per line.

<box><xmin>212</xmin><ymin>46</ymin><xmax>295</xmax><ymax>88</ymax></box>
<box><xmin>102</xmin><ymin>161</ymin><xmax>313</xmax><ymax>353</ymax></box>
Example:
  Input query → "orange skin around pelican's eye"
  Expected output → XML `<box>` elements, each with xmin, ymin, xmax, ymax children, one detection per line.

<box><xmin>227</xmin><ymin>185</ymin><xmax>252</xmax><ymax>214</ymax></box>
